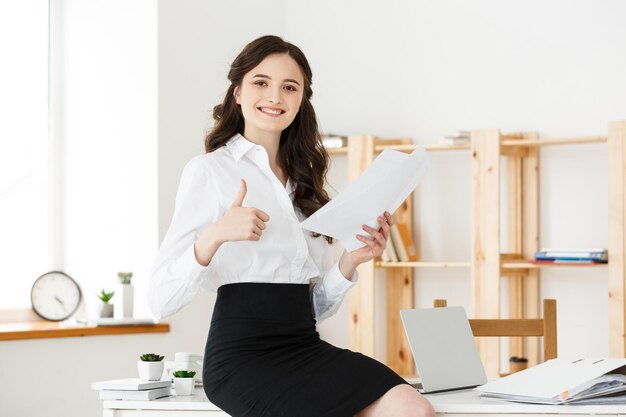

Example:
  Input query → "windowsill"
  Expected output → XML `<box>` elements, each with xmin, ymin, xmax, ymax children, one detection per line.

<box><xmin>0</xmin><ymin>320</ymin><xmax>170</xmax><ymax>341</ymax></box>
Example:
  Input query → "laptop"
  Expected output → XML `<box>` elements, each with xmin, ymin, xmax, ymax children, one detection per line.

<box><xmin>400</xmin><ymin>306</ymin><xmax>488</xmax><ymax>394</ymax></box>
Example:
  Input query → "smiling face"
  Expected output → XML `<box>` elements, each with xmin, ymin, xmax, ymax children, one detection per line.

<box><xmin>234</xmin><ymin>53</ymin><xmax>305</xmax><ymax>141</ymax></box>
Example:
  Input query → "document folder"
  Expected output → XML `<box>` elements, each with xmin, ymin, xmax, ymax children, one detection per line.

<box><xmin>476</xmin><ymin>358</ymin><xmax>626</xmax><ymax>404</ymax></box>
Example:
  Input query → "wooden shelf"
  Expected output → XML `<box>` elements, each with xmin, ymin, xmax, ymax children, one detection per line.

<box><xmin>325</xmin><ymin>147</ymin><xmax>348</xmax><ymax>155</ymax></box>
<box><xmin>373</xmin><ymin>143</ymin><xmax>470</xmax><ymax>153</ymax></box>
<box><xmin>367</xmin><ymin>135</ymin><xmax>607</xmax><ymax>154</ymax></box>
<box><xmin>0</xmin><ymin>321</ymin><xmax>170</xmax><ymax>341</ymax></box>
<box><xmin>376</xmin><ymin>260</ymin><xmax>606</xmax><ymax>270</ymax></box>
<box><xmin>502</xmin><ymin>260</ymin><xmax>608</xmax><ymax>269</ymax></box>
<box><xmin>501</xmin><ymin>136</ymin><xmax>607</xmax><ymax>147</ymax></box>
<box><xmin>375</xmin><ymin>261</ymin><xmax>471</xmax><ymax>268</ymax></box>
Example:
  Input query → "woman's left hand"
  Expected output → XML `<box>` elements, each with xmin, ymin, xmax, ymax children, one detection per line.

<box><xmin>342</xmin><ymin>211</ymin><xmax>393</xmax><ymax>268</ymax></box>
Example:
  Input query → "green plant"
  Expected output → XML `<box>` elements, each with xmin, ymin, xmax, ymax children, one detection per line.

<box><xmin>118</xmin><ymin>271</ymin><xmax>133</xmax><ymax>284</ymax></box>
<box><xmin>97</xmin><ymin>289</ymin><xmax>115</xmax><ymax>303</ymax></box>
<box><xmin>139</xmin><ymin>353</ymin><xmax>164</xmax><ymax>362</ymax></box>
<box><xmin>172</xmin><ymin>370</ymin><xmax>196</xmax><ymax>378</ymax></box>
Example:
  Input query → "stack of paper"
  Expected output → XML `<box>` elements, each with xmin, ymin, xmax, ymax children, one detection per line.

<box><xmin>300</xmin><ymin>146</ymin><xmax>429</xmax><ymax>251</ymax></box>
<box><xmin>92</xmin><ymin>378</ymin><xmax>172</xmax><ymax>400</ymax></box>
<box><xmin>476</xmin><ymin>358</ymin><xmax>626</xmax><ymax>405</ymax></box>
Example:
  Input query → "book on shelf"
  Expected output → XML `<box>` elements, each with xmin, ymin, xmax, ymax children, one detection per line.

<box><xmin>92</xmin><ymin>378</ymin><xmax>173</xmax><ymax>401</ymax></box>
<box><xmin>98</xmin><ymin>386</ymin><xmax>172</xmax><ymax>401</ymax></box>
<box><xmin>390</xmin><ymin>224</ymin><xmax>409</xmax><ymax>262</ymax></box>
<box><xmin>91</xmin><ymin>378</ymin><xmax>172</xmax><ymax>391</ymax></box>
<box><xmin>441</xmin><ymin>137</ymin><xmax>470</xmax><ymax>144</ymax></box>
<box><xmin>390</xmin><ymin>223</ymin><xmax>418</xmax><ymax>262</ymax></box>
<box><xmin>385</xmin><ymin>235</ymin><xmax>399</xmax><ymax>262</ymax></box>
<box><xmin>381</xmin><ymin>246</ymin><xmax>390</xmax><ymax>262</ymax></box>
<box><xmin>397</xmin><ymin>223</ymin><xmax>418</xmax><ymax>261</ymax></box>
<box><xmin>321</xmin><ymin>133</ymin><xmax>348</xmax><ymax>149</ymax></box>
<box><xmin>445</xmin><ymin>130</ymin><xmax>471</xmax><ymax>139</ymax></box>
<box><xmin>531</xmin><ymin>259</ymin><xmax>607</xmax><ymax>265</ymax></box>
<box><xmin>441</xmin><ymin>130</ymin><xmax>471</xmax><ymax>146</ymax></box>
<box><xmin>534</xmin><ymin>248</ymin><xmax>608</xmax><ymax>263</ymax></box>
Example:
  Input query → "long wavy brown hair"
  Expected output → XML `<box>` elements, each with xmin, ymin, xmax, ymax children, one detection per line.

<box><xmin>205</xmin><ymin>35</ymin><xmax>333</xmax><ymax>243</ymax></box>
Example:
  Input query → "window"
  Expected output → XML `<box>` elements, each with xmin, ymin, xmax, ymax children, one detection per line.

<box><xmin>1</xmin><ymin>1</ymin><xmax>158</xmax><ymax>321</ymax></box>
<box><xmin>0</xmin><ymin>1</ymin><xmax>51</xmax><ymax>310</ymax></box>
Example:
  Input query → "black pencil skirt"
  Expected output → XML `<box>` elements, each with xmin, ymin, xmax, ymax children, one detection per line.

<box><xmin>202</xmin><ymin>282</ymin><xmax>409</xmax><ymax>417</ymax></box>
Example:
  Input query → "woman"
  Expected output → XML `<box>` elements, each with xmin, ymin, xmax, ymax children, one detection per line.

<box><xmin>149</xmin><ymin>35</ymin><xmax>434</xmax><ymax>417</ymax></box>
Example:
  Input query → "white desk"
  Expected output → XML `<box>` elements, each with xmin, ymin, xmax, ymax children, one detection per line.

<box><xmin>102</xmin><ymin>387</ymin><xmax>626</xmax><ymax>416</ymax></box>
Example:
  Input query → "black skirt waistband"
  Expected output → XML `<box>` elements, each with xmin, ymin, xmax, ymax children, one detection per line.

<box><xmin>212</xmin><ymin>282</ymin><xmax>313</xmax><ymax>322</ymax></box>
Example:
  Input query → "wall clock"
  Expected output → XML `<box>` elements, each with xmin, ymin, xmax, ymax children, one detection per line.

<box><xmin>30</xmin><ymin>271</ymin><xmax>82</xmax><ymax>321</ymax></box>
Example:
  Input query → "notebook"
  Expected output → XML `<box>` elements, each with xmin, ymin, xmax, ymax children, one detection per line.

<box><xmin>400</xmin><ymin>306</ymin><xmax>487</xmax><ymax>394</ymax></box>
<box><xmin>98</xmin><ymin>386</ymin><xmax>172</xmax><ymax>400</ymax></box>
<box><xmin>91</xmin><ymin>378</ymin><xmax>172</xmax><ymax>391</ymax></box>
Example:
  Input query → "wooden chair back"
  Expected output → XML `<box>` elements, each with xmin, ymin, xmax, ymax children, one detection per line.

<box><xmin>433</xmin><ymin>299</ymin><xmax>558</xmax><ymax>362</ymax></box>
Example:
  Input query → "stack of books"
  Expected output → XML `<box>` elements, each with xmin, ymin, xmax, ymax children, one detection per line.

<box><xmin>533</xmin><ymin>248</ymin><xmax>608</xmax><ymax>264</ymax></box>
<box><xmin>441</xmin><ymin>130</ymin><xmax>470</xmax><ymax>145</ymax></box>
<box><xmin>382</xmin><ymin>222</ymin><xmax>418</xmax><ymax>263</ymax></box>
<box><xmin>91</xmin><ymin>378</ymin><xmax>172</xmax><ymax>400</ymax></box>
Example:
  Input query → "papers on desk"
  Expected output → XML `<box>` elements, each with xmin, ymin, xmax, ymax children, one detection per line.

<box><xmin>476</xmin><ymin>358</ymin><xmax>626</xmax><ymax>405</ymax></box>
<box><xmin>300</xmin><ymin>146</ymin><xmax>429</xmax><ymax>251</ymax></box>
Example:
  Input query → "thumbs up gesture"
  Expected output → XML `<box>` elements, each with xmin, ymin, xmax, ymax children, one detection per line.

<box><xmin>193</xmin><ymin>179</ymin><xmax>270</xmax><ymax>266</ymax></box>
<box><xmin>213</xmin><ymin>179</ymin><xmax>270</xmax><ymax>243</ymax></box>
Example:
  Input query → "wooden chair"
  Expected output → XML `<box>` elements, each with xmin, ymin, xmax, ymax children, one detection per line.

<box><xmin>433</xmin><ymin>299</ymin><xmax>558</xmax><ymax>370</ymax></box>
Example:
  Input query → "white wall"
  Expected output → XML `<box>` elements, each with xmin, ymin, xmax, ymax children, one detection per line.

<box><xmin>2</xmin><ymin>1</ymin><xmax>625</xmax><ymax>416</ymax></box>
<box><xmin>283</xmin><ymin>0</ymin><xmax>625</xmax><ymax>362</ymax></box>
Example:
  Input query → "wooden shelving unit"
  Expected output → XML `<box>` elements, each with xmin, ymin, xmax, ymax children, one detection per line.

<box><xmin>342</xmin><ymin>120</ymin><xmax>626</xmax><ymax>378</ymax></box>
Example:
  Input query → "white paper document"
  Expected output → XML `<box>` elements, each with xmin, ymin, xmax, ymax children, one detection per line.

<box><xmin>476</xmin><ymin>358</ymin><xmax>626</xmax><ymax>405</ymax></box>
<box><xmin>300</xmin><ymin>146</ymin><xmax>429</xmax><ymax>251</ymax></box>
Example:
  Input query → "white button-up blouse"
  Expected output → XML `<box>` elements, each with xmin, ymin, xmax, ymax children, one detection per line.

<box><xmin>148</xmin><ymin>134</ymin><xmax>358</xmax><ymax>322</ymax></box>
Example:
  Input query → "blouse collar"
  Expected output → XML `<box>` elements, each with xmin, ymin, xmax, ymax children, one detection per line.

<box><xmin>227</xmin><ymin>134</ymin><xmax>295</xmax><ymax>196</ymax></box>
<box><xmin>226</xmin><ymin>133</ymin><xmax>255</xmax><ymax>162</ymax></box>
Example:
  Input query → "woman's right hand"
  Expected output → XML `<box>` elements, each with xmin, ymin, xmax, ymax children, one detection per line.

<box><xmin>212</xmin><ymin>179</ymin><xmax>270</xmax><ymax>243</ymax></box>
<box><xmin>194</xmin><ymin>179</ymin><xmax>269</xmax><ymax>266</ymax></box>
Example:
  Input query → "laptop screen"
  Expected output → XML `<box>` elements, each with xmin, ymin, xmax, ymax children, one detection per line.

<box><xmin>400</xmin><ymin>306</ymin><xmax>487</xmax><ymax>393</ymax></box>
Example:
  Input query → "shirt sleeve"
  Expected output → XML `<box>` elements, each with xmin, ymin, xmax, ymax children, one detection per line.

<box><xmin>311</xmin><ymin>241</ymin><xmax>359</xmax><ymax>322</ymax></box>
<box><xmin>148</xmin><ymin>156</ymin><xmax>221</xmax><ymax>320</ymax></box>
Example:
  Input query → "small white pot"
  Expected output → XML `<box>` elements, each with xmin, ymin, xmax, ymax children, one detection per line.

<box><xmin>173</xmin><ymin>377</ymin><xmax>194</xmax><ymax>396</ymax></box>
<box><xmin>99</xmin><ymin>302</ymin><xmax>114</xmax><ymax>318</ymax></box>
<box><xmin>137</xmin><ymin>361</ymin><xmax>164</xmax><ymax>381</ymax></box>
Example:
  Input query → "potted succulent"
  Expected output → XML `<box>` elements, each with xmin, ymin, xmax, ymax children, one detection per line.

<box><xmin>115</xmin><ymin>271</ymin><xmax>134</xmax><ymax>319</ymax></box>
<box><xmin>97</xmin><ymin>289</ymin><xmax>115</xmax><ymax>318</ymax></box>
<box><xmin>172</xmin><ymin>370</ymin><xmax>196</xmax><ymax>396</ymax></box>
<box><xmin>138</xmin><ymin>353</ymin><xmax>165</xmax><ymax>381</ymax></box>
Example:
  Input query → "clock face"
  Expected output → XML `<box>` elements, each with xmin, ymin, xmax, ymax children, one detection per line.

<box><xmin>31</xmin><ymin>271</ymin><xmax>82</xmax><ymax>321</ymax></box>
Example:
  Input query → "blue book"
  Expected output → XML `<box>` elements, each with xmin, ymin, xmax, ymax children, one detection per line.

<box><xmin>534</xmin><ymin>250</ymin><xmax>607</xmax><ymax>262</ymax></box>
